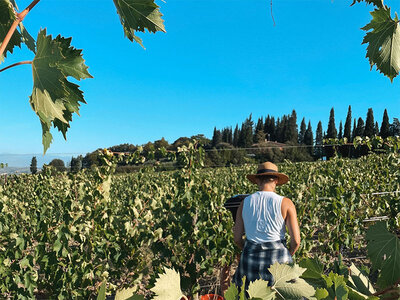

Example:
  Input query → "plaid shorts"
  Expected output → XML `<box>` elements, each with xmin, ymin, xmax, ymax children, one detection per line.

<box><xmin>232</xmin><ymin>239</ymin><xmax>293</xmax><ymax>289</ymax></box>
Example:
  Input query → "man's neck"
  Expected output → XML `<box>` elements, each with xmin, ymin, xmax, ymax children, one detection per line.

<box><xmin>259</xmin><ymin>184</ymin><xmax>275</xmax><ymax>192</ymax></box>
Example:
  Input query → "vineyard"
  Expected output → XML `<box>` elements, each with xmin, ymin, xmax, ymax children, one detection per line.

<box><xmin>0</xmin><ymin>145</ymin><xmax>400</xmax><ymax>299</ymax></box>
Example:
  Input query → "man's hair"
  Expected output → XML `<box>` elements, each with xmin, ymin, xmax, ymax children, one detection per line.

<box><xmin>257</xmin><ymin>175</ymin><xmax>278</xmax><ymax>183</ymax></box>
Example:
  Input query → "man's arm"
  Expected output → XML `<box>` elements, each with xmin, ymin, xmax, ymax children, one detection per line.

<box><xmin>233</xmin><ymin>201</ymin><xmax>245</xmax><ymax>250</ymax></box>
<box><xmin>283</xmin><ymin>198</ymin><xmax>300</xmax><ymax>255</ymax></box>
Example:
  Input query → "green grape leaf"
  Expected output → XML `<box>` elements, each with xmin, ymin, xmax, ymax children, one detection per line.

<box><xmin>150</xmin><ymin>267</ymin><xmax>185</xmax><ymax>300</ymax></box>
<box><xmin>315</xmin><ymin>288</ymin><xmax>329</xmax><ymax>300</ymax></box>
<box><xmin>247</xmin><ymin>279</ymin><xmax>275</xmax><ymax>300</ymax></box>
<box><xmin>362</xmin><ymin>7</ymin><xmax>400</xmax><ymax>81</ymax></box>
<box><xmin>115</xmin><ymin>287</ymin><xmax>142</xmax><ymax>300</ymax></box>
<box><xmin>268</xmin><ymin>263</ymin><xmax>315</xmax><ymax>299</ymax></box>
<box><xmin>366</xmin><ymin>222</ymin><xmax>400</xmax><ymax>288</ymax></box>
<box><xmin>351</xmin><ymin>0</ymin><xmax>383</xmax><ymax>8</ymax></box>
<box><xmin>97</xmin><ymin>281</ymin><xmax>106</xmax><ymax>300</ymax></box>
<box><xmin>323</xmin><ymin>272</ymin><xmax>349</xmax><ymax>300</ymax></box>
<box><xmin>0</xmin><ymin>0</ymin><xmax>22</xmax><ymax>62</ymax></box>
<box><xmin>299</xmin><ymin>258</ymin><xmax>325</xmax><ymax>288</ymax></box>
<box><xmin>18</xmin><ymin>22</ymin><xmax>36</xmax><ymax>52</ymax></box>
<box><xmin>224</xmin><ymin>283</ymin><xmax>239</xmax><ymax>300</ymax></box>
<box><xmin>113</xmin><ymin>0</ymin><xmax>166</xmax><ymax>48</ymax></box>
<box><xmin>348</xmin><ymin>263</ymin><xmax>376</xmax><ymax>296</ymax></box>
<box><xmin>30</xmin><ymin>29</ymin><xmax>92</xmax><ymax>153</ymax></box>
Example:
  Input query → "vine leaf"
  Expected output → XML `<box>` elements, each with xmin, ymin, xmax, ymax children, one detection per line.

<box><xmin>366</xmin><ymin>222</ymin><xmax>400</xmax><ymax>288</ymax></box>
<box><xmin>150</xmin><ymin>267</ymin><xmax>185</xmax><ymax>300</ymax></box>
<box><xmin>268</xmin><ymin>263</ymin><xmax>315</xmax><ymax>299</ymax></box>
<box><xmin>115</xmin><ymin>287</ymin><xmax>143</xmax><ymax>300</ymax></box>
<box><xmin>113</xmin><ymin>0</ymin><xmax>166</xmax><ymax>48</ymax></box>
<box><xmin>351</xmin><ymin>0</ymin><xmax>383</xmax><ymax>8</ymax></box>
<box><xmin>0</xmin><ymin>0</ymin><xmax>35</xmax><ymax>62</ymax></box>
<box><xmin>224</xmin><ymin>283</ymin><xmax>239</xmax><ymax>300</ymax></box>
<box><xmin>362</xmin><ymin>7</ymin><xmax>400</xmax><ymax>81</ymax></box>
<box><xmin>0</xmin><ymin>0</ymin><xmax>22</xmax><ymax>62</ymax></box>
<box><xmin>247</xmin><ymin>279</ymin><xmax>275</xmax><ymax>299</ymax></box>
<box><xmin>30</xmin><ymin>29</ymin><xmax>92</xmax><ymax>153</ymax></box>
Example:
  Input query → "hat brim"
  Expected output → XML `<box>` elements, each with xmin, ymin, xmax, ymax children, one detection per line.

<box><xmin>247</xmin><ymin>172</ymin><xmax>289</xmax><ymax>186</ymax></box>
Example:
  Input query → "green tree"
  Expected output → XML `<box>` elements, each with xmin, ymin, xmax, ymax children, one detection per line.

<box><xmin>344</xmin><ymin>105</ymin><xmax>352</xmax><ymax>140</ymax></box>
<box><xmin>326</xmin><ymin>108</ymin><xmax>337</xmax><ymax>139</ymax></box>
<box><xmin>374</xmin><ymin>121</ymin><xmax>379</xmax><ymax>135</ymax></box>
<box><xmin>211</xmin><ymin>127</ymin><xmax>222</xmax><ymax>147</ymax></box>
<box><xmin>338</xmin><ymin>121</ymin><xmax>343</xmax><ymax>139</ymax></box>
<box><xmin>154</xmin><ymin>137</ymin><xmax>169</xmax><ymax>149</ymax></box>
<box><xmin>299</xmin><ymin>117</ymin><xmax>306</xmax><ymax>144</ymax></box>
<box><xmin>304</xmin><ymin>121</ymin><xmax>313</xmax><ymax>156</ymax></box>
<box><xmin>380</xmin><ymin>109</ymin><xmax>390</xmax><ymax>138</ymax></box>
<box><xmin>364</xmin><ymin>108</ymin><xmax>375</xmax><ymax>137</ymax></box>
<box><xmin>70</xmin><ymin>155</ymin><xmax>82</xmax><ymax>172</ymax></box>
<box><xmin>390</xmin><ymin>118</ymin><xmax>400</xmax><ymax>136</ymax></box>
<box><xmin>285</xmin><ymin>110</ymin><xmax>298</xmax><ymax>143</ymax></box>
<box><xmin>30</xmin><ymin>156</ymin><xmax>37</xmax><ymax>174</ymax></box>
<box><xmin>233</xmin><ymin>124</ymin><xmax>240</xmax><ymax>147</ymax></box>
<box><xmin>355</xmin><ymin>117</ymin><xmax>365</xmax><ymax>137</ymax></box>
<box><xmin>315</xmin><ymin>121</ymin><xmax>323</xmax><ymax>159</ymax></box>
<box><xmin>352</xmin><ymin>118</ymin><xmax>357</xmax><ymax>141</ymax></box>
<box><xmin>238</xmin><ymin>114</ymin><xmax>253</xmax><ymax>148</ymax></box>
<box><xmin>49</xmin><ymin>158</ymin><xmax>66</xmax><ymax>172</ymax></box>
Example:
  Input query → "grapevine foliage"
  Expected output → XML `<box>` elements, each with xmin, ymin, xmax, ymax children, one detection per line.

<box><xmin>362</xmin><ymin>6</ymin><xmax>400</xmax><ymax>81</ymax></box>
<box><xmin>113</xmin><ymin>0</ymin><xmax>166</xmax><ymax>48</ymax></box>
<box><xmin>366</xmin><ymin>222</ymin><xmax>400</xmax><ymax>288</ymax></box>
<box><xmin>30</xmin><ymin>29</ymin><xmax>92</xmax><ymax>153</ymax></box>
<box><xmin>0</xmin><ymin>0</ymin><xmax>165</xmax><ymax>152</ymax></box>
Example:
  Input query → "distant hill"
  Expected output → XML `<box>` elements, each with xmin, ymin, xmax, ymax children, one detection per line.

<box><xmin>0</xmin><ymin>153</ymin><xmax>82</xmax><ymax>169</ymax></box>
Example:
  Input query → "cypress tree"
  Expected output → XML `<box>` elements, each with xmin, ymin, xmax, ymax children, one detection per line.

<box><xmin>380</xmin><ymin>109</ymin><xmax>390</xmax><ymax>138</ymax></box>
<box><xmin>351</xmin><ymin>119</ymin><xmax>357</xmax><ymax>141</ymax></box>
<box><xmin>30</xmin><ymin>156</ymin><xmax>38</xmax><ymax>174</ymax></box>
<box><xmin>227</xmin><ymin>127</ymin><xmax>233</xmax><ymax>144</ymax></box>
<box><xmin>276</xmin><ymin>118</ymin><xmax>283</xmax><ymax>143</ymax></box>
<box><xmin>233</xmin><ymin>124</ymin><xmax>240</xmax><ymax>147</ymax></box>
<box><xmin>344</xmin><ymin>105</ymin><xmax>352</xmax><ymax>140</ymax></box>
<box><xmin>287</xmin><ymin>110</ymin><xmax>298</xmax><ymax>143</ymax></box>
<box><xmin>374</xmin><ymin>122</ymin><xmax>379</xmax><ymax>136</ymax></box>
<box><xmin>355</xmin><ymin>117</ymin><xmax>365</xmax><ymax>137</ymax></box>
<box><xmin>338</xmin><ymin>121</ymin><xmax>343</xmax><ymax>139</ymax></box>
<box><xmin>299</xmin><ymin>118</ymin><xmax>306</xmax><ymax>144</ymax></box>
<box><xmin>364</xmin><ymin>108</ymin><xmax>375</xmax><ymax>137</ymax></box>
<box><xmin>327</xmin><ymin>107</ymin><xmax>337</xmax><ymax>139</ymax></box>
<box><xmin>315</xmin><ymin>121</ymin><xmax>323</xmax><ymax>158</ymax></box>
<box><xmin>239</xmin><ymin>115</ymin><xmax>254</xmax><ymax>147</ymax></box>
<box><xmin>304</xmin><ymin>121</ymin><xmax>314</xmax><ymax>155</ymax></box>
<box><xmin>212</xmin><ymin>127</ymin><xmax>222</xmax><ymax>147</ymax></box>
<box><xmin>254</xmin><ymin>117</ymin><xmax>265</xmax><ymax>143</ymax></box>
<box><xmin>269</xmin><ymin>116</ymin><xmax>276</xmax><ymax>141</ymax></box>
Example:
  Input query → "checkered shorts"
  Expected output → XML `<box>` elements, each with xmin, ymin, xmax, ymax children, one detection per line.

<box><xmin>232</xmin><ymin>239</ymin><xmax>293</xmax><ymax>289</ymax></box>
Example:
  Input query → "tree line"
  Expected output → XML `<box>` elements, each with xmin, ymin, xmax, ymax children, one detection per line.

<box><xmin>29</xmin><ymin>106</ymin><xmax>399</xmax><ymax>173</ymax></box>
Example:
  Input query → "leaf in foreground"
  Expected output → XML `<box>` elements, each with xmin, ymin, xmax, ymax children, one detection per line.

<box><xmin>0</xmin><ymin>0</ymin><xmax>22</xmax><ymax>62</ymax></box>
<box><xmin>362</xmin><ymin>7</ymin><xmax>400</xmax><ymax>81</ymax></box>
<box><xmin>224</xmin><ymin>283</ymin><xmax>239</xmax><ymax>300</ymax></box>
<box><xmin>150</xmin><ymin>267</ymin><xmax>185</xmax><ymax>300</ymax></box>
<box><xmin>366</xmin><ymin>221</ymin><xmax>400</xmax><ymax>288</ymax></box>
<box><xmin>113</xmin><ymin>0</ymin><xmax>165</xmax><ymax>48</ymax></box>
<box><xmin>247</xmin><ymin>279</ymin><xmax>275</xmax><ymax>300</ymax></box>
<box><xmin>30</xmin><ymin>29</ymin><xmax>92</xmax><ymax>153</ymax></box>
<box><xmin>116</xmin><ymin>287</ymin><xmax>143</xmax><ymax>300</ymax></box>
<box><xmin>351</xmin><ymin>0</ymin><xmax>383</xmax><ymax>8</ymax></box>
<box><xmin>268</xmin><ymin>263</ymin><xmax>315</xmax><ymax>300</ymax></box>
<box><xmin>96</xmin><ymin>281</ymin><xmax>106</xmax><ymax>300</ymax></box>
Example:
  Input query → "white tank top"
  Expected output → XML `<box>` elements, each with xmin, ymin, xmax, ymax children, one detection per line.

<box><xmin>242</xmin><ymin>191</ymin><xmax>286</xmax><ymax>243</ymax></box>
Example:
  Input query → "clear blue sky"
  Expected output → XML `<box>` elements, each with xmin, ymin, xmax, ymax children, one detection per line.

<box><xmin>1</xmin><ymin>0</ymin><xmax>400</xmax><ymax>156</ymax></box>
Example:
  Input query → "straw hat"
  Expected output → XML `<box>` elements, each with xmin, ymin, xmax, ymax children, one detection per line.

<box><xmin>247</xmin><ymin>162</ymin><xmax>289</xmax><ymax>186</ymax></box>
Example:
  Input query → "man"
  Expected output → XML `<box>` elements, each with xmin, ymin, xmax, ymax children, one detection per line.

<box><xmin>232</xmin><ymin>161</ymin><xmax>300</xmax><ymax>289</ymax></box>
